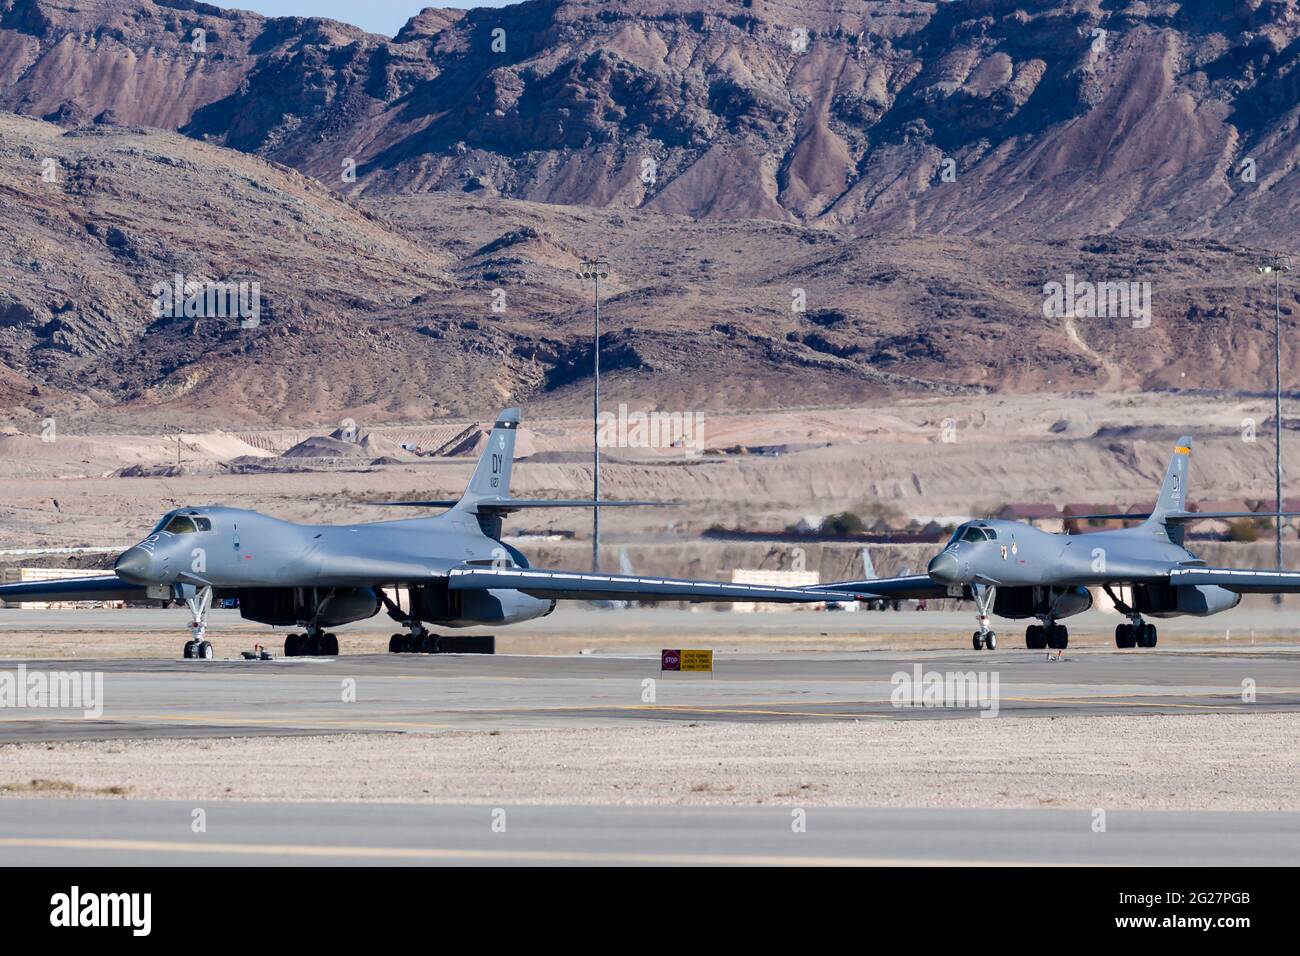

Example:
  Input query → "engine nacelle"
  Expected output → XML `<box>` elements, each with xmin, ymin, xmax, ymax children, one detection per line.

<box><xmin>1133</xmin><ymin>583</ymin><xmax>1241</xmax><ymax>618</ymax></box>
<box><xmin>409</xmin><ymin>583</ymin><xmax>555</xmax><ymax>627</ymax></box>
<box><xmin>238</xmin><ymin>587</ymin><xmax>380</xmax><ymax>627</ymax></box>
<box><xmin>993</xmin><ymin>585</ymin><xmax>1093</xmax><ymax>620</ymax></box>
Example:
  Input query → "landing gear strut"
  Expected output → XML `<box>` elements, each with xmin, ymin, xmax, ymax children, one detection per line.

<box><xmin>971</xmin><ymin>584</ymin><xmax>997</xmax><ymax>650</ymax></box>
<box><xmin>378</xmin><ymin>591</ymin><xmax>433</xmax><ymax>653</ymax></box>
<box><xmin>1026</xmin><ymin>620</ymin><xmax>1068</xmax><ymax>650</ymax></box>
<box><xmin>1102</xmin><ymin>586</ymin><xmax>1158</xmax><ymax>648</ymax></box>
<box><xmin>284</xmin><ymin>626</ymin><xmax>339</xmax><ymax>657</ymax></box>
<box><xmin>1115</xmin><ymin>617</ymin><xmax>1157</xmax><ymax>649</ymax></box>
<box><xmin>389</xmin><ymin>620</ymin><xmax>438</xmax><ymax>654</ymax></box>
<box><xmin>182</xmin><ymin>586</ymin><xmax>214</xmax><ymax>660</ymax></box>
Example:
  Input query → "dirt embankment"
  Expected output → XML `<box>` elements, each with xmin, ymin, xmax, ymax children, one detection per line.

<box><xmin>2</xmin><ymin>714</ymin><xmax>1296</xmax><ymax>810</ymax></box>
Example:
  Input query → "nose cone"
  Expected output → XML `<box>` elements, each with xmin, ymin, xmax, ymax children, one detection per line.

<box><xmin>928</xmin><ymin>552</ymin><xmax>960</xmax><ymax>584</ymax></box>
<box><xmin>114</xmin><ymin>547</ymin><xmax>153</xmax><ymax>583</ymax></box>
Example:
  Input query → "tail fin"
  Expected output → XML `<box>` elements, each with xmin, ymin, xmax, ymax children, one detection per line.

<box><xmin>1142</xmin><ymin>436</ymin><xmax>1192</xmax><ymax>537</ymax></box>
<box><xmin>368</xmin><ymin>406</ymin><xmax>662</xmax><ymax>516</ymax></box>
<box><xmin>455</xmin><ymin>408</ymin><xmax>520</xmax><ymax>510</ymax></box>
<box><xmin>860</xmin><ymin>548</ymin><xmax>876</xmax><ymax>578</ymax></box>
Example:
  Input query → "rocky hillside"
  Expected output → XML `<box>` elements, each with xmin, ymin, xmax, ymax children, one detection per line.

<box><xmin>1</xmin><ymin>111</ymin><xmax>1293</xmax><ymax>427</ymax></box>
<box><xmin>1</xmin><ymin>0</ymin><xmax>1298</xmax><ymax>427</ymax></box>
<box><xmin>2</xmin><ymin>0</ymin><xmax>1299</xmax><ymax>241</ymax></box>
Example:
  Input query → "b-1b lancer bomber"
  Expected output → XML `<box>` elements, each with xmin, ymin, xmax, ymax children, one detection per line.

<box><xmin>822</xmin><ymin>437</ymin><xmax>1300</xmax><ymax>650</ymax></box>
<box><xmin>0</xmin><ymin>409</ymin><xmax>845</xmax><ymax>659</ymax></box>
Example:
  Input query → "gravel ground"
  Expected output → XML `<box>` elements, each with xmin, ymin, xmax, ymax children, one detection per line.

<box><xmin>2</xmin><ymin>713</ymin><xmax>1296</xmax><ymax>810</ymax></box>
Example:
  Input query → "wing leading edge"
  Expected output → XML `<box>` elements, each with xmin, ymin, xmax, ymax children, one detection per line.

<box><xmin>0</xmin><ymin>574</ymin><xmax>150</xmax><ymax>603</ymax></box>
<box><xmin>447</xmin><ymin>566</ymin><xmax>851</xmax><ymax>603</ymax></box>
<box><xmin>1168</xmin><ymin>567</ymin><xmax>1300</xmax><ymax>593</ymax></box>
<box><xmin>807</xmin><ymin>574</ymin><xmax>952</xmax><ymax>600</ymax></box>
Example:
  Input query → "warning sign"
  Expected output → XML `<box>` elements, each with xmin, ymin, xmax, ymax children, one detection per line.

<box><xmin>662</xmin><ymin>649</ymin><xmax>713</xmax><ymax>672</ymax></box>
<box><xmin>681</xmin><ymin>650</ymin><xmax>714</xmax><ymax>672</ymax></box>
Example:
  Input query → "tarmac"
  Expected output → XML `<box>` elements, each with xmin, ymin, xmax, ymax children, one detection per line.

<box><xmin>2</xmin><ymin>606</ymin><xmax>1298</xmax><ymax>866</ymax></box>
<box><xmin>0</xmin><ymin>800</ymin><xmax>1294</xmax><ymax>865</ymax></box>
<box><xmin>0</xmin><ymin>639</ymin><xmax>1297</xmax><ymax>741</ymax></box>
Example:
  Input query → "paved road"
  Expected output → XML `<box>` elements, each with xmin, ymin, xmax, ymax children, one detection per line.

<box><xmin>0</xmin><ymin>644</ymin><xmax>1297</xmax><ymax>741</ymax></box>
<box><xmin>1</xmin><ymin>604</ymin><xmax>1295</xmax><ymax>638</ymax></box>
<box><xmin>0</xmin><ymin>800</ymin><xmax>1292</xmax><ymax>865</ymax></box>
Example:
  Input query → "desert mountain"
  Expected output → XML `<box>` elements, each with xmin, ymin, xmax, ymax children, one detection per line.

<box><xmin>2</xmin><ymin>0</ymin><xmax>1298</xmax><ymax>241</ymax></box>
<box><xmin>0</xmin><ymin>0</ymin><xmax>1298</xmax><ymax>427</ymax></box>
<box><xmin>0</xmin><ymin>111</ymin><xmax>1292</xmax><ymax>427</ymax></box>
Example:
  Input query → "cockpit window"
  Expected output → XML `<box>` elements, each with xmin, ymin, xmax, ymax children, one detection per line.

<box><xmin>960</xmin><ymin>526</ymin><xmax>989</xmax><ymax>542</ymax></box>
<box><xmin>154</xmin><ymin>513</ymin><xmax>212</xmax><ymax>534</ymax></box>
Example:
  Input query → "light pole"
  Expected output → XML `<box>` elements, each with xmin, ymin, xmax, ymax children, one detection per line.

<box><xmin>1258</xmin><ymin>254</ymin><xmax>1292</xmax><ymax>579</ymax></box>
<box><xmin>578</xmin><ymin>257</ymin><xmax>610</xmax><ymax>572</ymax></box>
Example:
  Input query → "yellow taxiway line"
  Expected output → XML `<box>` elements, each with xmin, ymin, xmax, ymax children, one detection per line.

<box><xmin>0</xmin><ymin>836</ymin><xmax>1056</xmax><ymax>867</ymax></box>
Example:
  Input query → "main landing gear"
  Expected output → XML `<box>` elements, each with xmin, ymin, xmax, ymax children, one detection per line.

<box><xmin>1101</xmin><ymin>587</ymin><xmax>1158</xmax><ymax>649</ymax></box>
<box><xmin>389</xmin><ymin>620</ymin><xmax>439</xmax><ymax>654</ymax></box>
<box><xmin>182</xmin><ymin>586</ymin><xmax>214</xmax><ymax>660</ymax></box>
<box><xmin>1116</xmin><ymin>617</ymin><xmax>1157</xmax><ymax>649</ymax></box>
<box><xmin>284</xmin><ymin>627</ymin><xmax>339</xmax><ymax>657</ymax></box>
<box><xmin>971</xmin><ymin>584</ymin><xmax>997</xmax><ymax>650</ymax></box>
<box><xmin>1025</xmin><ymin>621</ymin><xmax>1068</xmax><ymax>650</ymax></box>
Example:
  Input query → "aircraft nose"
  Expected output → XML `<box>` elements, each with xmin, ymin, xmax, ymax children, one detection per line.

<box><xmin>114</xmin><ymin>546</ymin><xmax>153</xmax><ymax>583</ymax></box>
<box><xmin>927</xmin><ymin>552</ymin><xmax>960</xmax><ymax>584</ymax></box>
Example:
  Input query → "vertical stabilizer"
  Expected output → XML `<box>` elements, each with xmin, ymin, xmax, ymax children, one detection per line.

<box><xmin>454</xmin><ymin>408</ymin><xmax>520</xmax><ymax>511</ymax></box>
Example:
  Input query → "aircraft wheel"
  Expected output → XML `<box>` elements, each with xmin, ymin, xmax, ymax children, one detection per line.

<box><xmin>402</xmin><ymin>634</ymin><xmax>419</xmax><ymax>653</ymax></box>
<box><xmin>388</xmin><ymin>634</ymin><xmax>403</xmax><ymax>654</ymax></box>
<box><xmin>419</xmin><ymin>634</ymin><xmax>437</xmax><ymax>654</ymax></box>
<box><xmin>972</xmin><ymin>631</ymin><xmax>983</xmax><ymax>651</ymax></box>
<box><xmin>1139</xmin><ymin>624</ymin><xmax>1157</xmax><ymax>648</ymax></box>
<box><xmin>322</xmin><ymin>633</ymin><xmax>339</xmax><ymax>656</ymax></box>
<box><xmin>985</xmin><ymin>632</ymin><xmax>997</xmax><ymax>651</ymax></box>
<box><xmin>1047</xmin><ymin>625</ymin><xmax>1067</xmax><ymax>650</ymax></box>
<box><xmin>1148</xmin><ymin>625</ymin><xmax>1158</xmax><ymax>648</ymax></box>
<box><xmin>285</xmin><ymin>634</ymin><xmax>300</xmax><ymax>657</ymax></box>
<box><xmin>183</xmin><ymin>640</ymin><xmax>197</xmax><ymax>659</ymax></box>
<box><xmin>198</xmin><ymin>641</ymin><xmax>214</xmax><ymax>660</ymax></box>
<box><xmin>1115</xmin><ymin>624</ymin><xmax>1134</xmax><ymax>649</ymax></box>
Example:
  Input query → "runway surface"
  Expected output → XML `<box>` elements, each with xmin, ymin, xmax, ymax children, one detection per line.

<box><xmin>1</xmin><ymin>605</ymin><xmax>1295</xmax><ymax>638</ymax></box>
<box><xmin>0</xmin><ymin>800</ymin><xmax>1294</xmax><ymax>865</ymax></box>
<box><xmin>1</xmin><ymin>644</ymin><xmax>1298</xmax><ymax>742</ymax></box>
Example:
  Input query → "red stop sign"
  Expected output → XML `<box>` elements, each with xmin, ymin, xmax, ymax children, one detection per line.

<box><xmin>661</xmin><ymin>649</ymin><xmax>681</xmax><ymax>671</ymax></box>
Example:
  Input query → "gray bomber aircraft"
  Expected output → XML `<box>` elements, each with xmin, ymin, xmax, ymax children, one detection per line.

<box><xmin>0</xmin><ymin>408</ymin><xmax>849</xmax><ymax>659</ymax></box>
<box><xmin>819</xmin><ymin>436</ymin><xmax>1300</xmax><ymax>651</ymax></box>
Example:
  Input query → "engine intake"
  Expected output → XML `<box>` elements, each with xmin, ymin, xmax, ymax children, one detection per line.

<box><xmin>992</xmin><ymin>585</ymin><xmax>1093</xmax><ymax>620</ymax></box>
<box><xmin>238</xmin><ymin>587</ymin><xmax>379</xmax><ymax>627</ymax></box>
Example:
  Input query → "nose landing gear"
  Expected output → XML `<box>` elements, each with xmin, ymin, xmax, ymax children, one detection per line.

<box><xmin>182</xmin><ymin>586</ymin><xmax>214</xmax><ymax>660</ymax></box>
<box><xmin>971</xmin><ymin>584</ymin><xmax>997</xmax><ymax>650</ymax></box>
